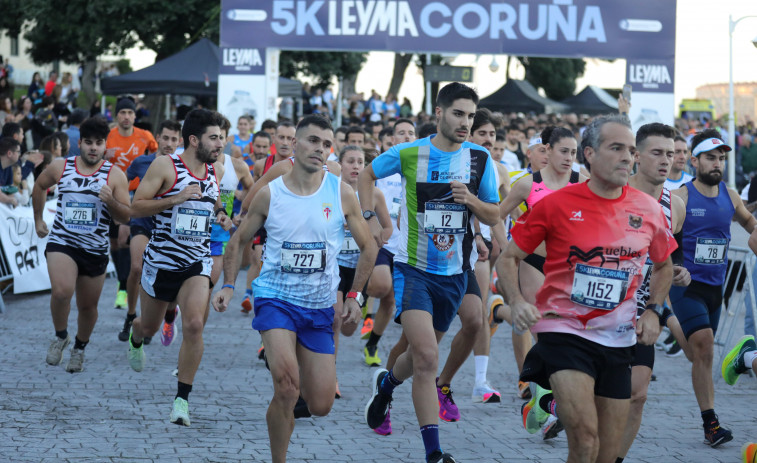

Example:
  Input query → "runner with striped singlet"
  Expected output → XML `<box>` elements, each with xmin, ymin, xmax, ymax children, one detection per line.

<box><xmin>119</xmin><ymin>120</ymin><xmax>182</xmax><ymax>344</ymax></box>
<box><xmin>670</xmin><ymin>129</ymin><xmax>757</xmax><ymax>447</ymax></box>
<box><xmin>34</xmin><ymin>116</ymin><xmax>131</xmax><ymax>373</ymax></box>
<box><xmin>126</xmin><ymin>109</ymin><xmax>232</xmax><ymax>427</ymax></box>
<box><xmin>360</xmin><ymin>83</ymin><xmax>500</xmax><ymax>463</ymax></box>
<box><xmin>213</xmin><ymin>115</ymin><xmax>377</xmax><ymax>463</ymax></box>
<box><xmin>618</xmin><ymin>123</ymin><xmax>691</xmax><ymax>462</ymax></box>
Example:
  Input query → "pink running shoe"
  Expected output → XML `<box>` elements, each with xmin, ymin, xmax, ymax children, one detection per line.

<box><xmin>161</xmin><ymin>306</ymin><xmax>179</xmax><ymax>346</ymax></box>
<box><xmin>373</xmin><ymin>410</ymin><xmax>392</xmax><ymax>436</ymax></box>
<box><xmin>436</xmin><ymin>378</ymin><xmax>460</xmax><ymax>422</ymax></box>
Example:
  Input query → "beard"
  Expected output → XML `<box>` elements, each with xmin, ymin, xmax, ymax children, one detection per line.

<box><xmin>698</xmin><ymin>169</ymin><xmax>722</xmax><ymax>186</ymax></box>
<box><xmin>79</xmin><ymin>151</ymin><xmax>103</xmax><ymax>166</ymax></box>
<box><xmin>439</xmin><ymin>118</ymin><xmax>466</xmax><ymax>145</ymax></box>
<box><xmin>196</xmin><ymin>141</ymin><xmax>217</xmax><ymax>163</ymax></box>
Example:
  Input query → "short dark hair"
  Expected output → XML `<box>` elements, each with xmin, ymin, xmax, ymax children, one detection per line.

<box><xmin>335</xmin><ymin>126</ymin><xmax>349</xmax><ymax>136</ymax></box>
<box><xmin>252</xmin><ymin>131</ymin><xmax>272</xmax><ymax>144</ymax></box>
<box><xmin>636</xmin><ymin>123</ymin><xmax>676</xmax><ymax>150</ymax></box>
<box><xmin>436</xmin><ymin>82</ymin><xmax>479</xmax><ymax>110</ymax></box>
<box><xmin>418</xmin><ymin>122</ymin><xmax>437</xmax><ymax>139</ymax></box>
<box><xmin>339</xmin><ymin>144</ymin><xmax>364</xmax><ymax>163</ymax></box>
<box><xmin>495</xmin><ymin>131</ymin><xmax>506</xmax><ymax>143</ymax></box>
<box><xmin>540</xmin><ymin>126</ymin><xmax>574</xmax><ymax>147</ymax></box>
<box><xmin>379</xmin><ymin>127</ymin><xmax>394</xmax><ymax>140</ymax></box>
<box><xmin>0</xmin><ymin>137</ymin><xmax>20</xmax><ymax>157</ymax></box>
<box><xmin>507</xmin><ymin>124</ymin><xmax>522</xmax><ymax>134</ymax></box>
<box><xmin>69</xmin><ymin>108</ymin><xmax>89</xmax><ymax>126</ymax></box>
<box><xmin>261</xmin><ymin>119</ymin><xmax>277</xmax><ymax>131</ymax></box>
<box><xmin>471</xmin><ymin>108</ymin><xmax>494</xmax><ymax>134</ymax></box>
<box><xmin>182</xmin><ymin>109</ymin><xmax>220</xmax><ymax>147</ymax></box>
<box><xmin>691</xmin><ymin>129</ymin><xmax>724</xmax><ymax>154</ymax></box>
<box><xmin>393</xmin><ymin>118</ymin><xmax>414</xmax><ymax>130</ymax></box>
<box><xmin>213</xmin><ymin>112</ymin><xmax>232</xmax><ymax>134</ymax></box>
<box><xmin>158</xmin><ymin>120</ymin><xmax>182</xmax><ymax>135</ymax></box>
<box><xmin>296</xmin><ymin>114</ymin><xmax>333</xmax><ymax>134</ymax></box>
<box><xmin>674</xmin><ymin>135</ymin><xmax>687</xmax><ymax>144</ymax></box>
<box><xmin>79</xmin><ymin>116</ymin><xmax>110</xmax><ymax>141</ymax></box>
<box><xmin>1</xmin><ymin>122</ymin><xmax>21</xmax><ymax>138</ymax></box>
<box><xmin>345</xmin><ymin>126</ymin><xmax>366</xmax><ymax>140</ymax></box>
<box><xmin>277</xmin><ymin>120</ymin><xmax>296</xmax><ymax>132</ymax></box>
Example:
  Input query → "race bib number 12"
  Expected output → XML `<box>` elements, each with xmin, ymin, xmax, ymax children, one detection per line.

<box><xmin>424</xmin><ymin>202</ymin><xmax>467</xmax><ymax>235</ymax></box>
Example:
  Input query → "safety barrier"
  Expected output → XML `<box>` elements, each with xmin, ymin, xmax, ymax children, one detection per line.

<box><xmin>0</xmin><ymin>238</ymin><xmax>13</xmax><ymax>313</ymax></box>
<box><xmin>713</xmin><ymin>246</ymin><xmax>757</xmax><ymax>383</ymax></box>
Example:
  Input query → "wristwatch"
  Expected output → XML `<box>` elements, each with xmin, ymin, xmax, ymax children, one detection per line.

<box><xmin>362</xmin><ymin>210</ymin><xmax>377</xmax><ymax>221</ymax></box>
<box><xmin>644</xmin><ymin>303</ymin><xmax>664</xmax><ymax>324</ymax></box>
<box><xmin>346</xmin><ymin>291</ymin><xmax>365</xmax><ymax>307</ymax></box>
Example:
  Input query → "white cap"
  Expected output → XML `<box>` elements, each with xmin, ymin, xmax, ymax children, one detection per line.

<box><xmin>528</xmin><ymin>136</ymin><xmax>542</xmax><ymax>148</ymax></box>
<box><xmin>692</xmin><ymin>137</ymin><xmax>732</xmax><ymax>157</ymax></box>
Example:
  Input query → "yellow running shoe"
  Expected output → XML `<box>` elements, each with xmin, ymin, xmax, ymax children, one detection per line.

<box><xmin>364</xmin><ymin>345</ymin><xmax>382</xmax><ymax>366</ymax></box>
<box><xmin>721</xmin><ymin>335</ymin><xmax>756</xmax><ymax>386</ymax></box>
<box><xmin>115</xmin><ymin>290</ymin><xmax>127</xmax><ymax>309</ymax></box>
<box><xmin>743</xmin><ymin>442</ymin><xmax>757</xmax><ymax>463</ymax></box>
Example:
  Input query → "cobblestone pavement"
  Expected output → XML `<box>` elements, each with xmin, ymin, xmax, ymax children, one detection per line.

<box><xmin>2</xmin><ymin>221</ymin><xmax>756</xmax><ymax>462</ymax></box>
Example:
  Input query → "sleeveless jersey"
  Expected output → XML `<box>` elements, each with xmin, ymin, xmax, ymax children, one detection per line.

<box><xmin>263</xmin><ymin>154</ymin><xmax>277</xmax><ymax>175</ymax></box>
<box><xmin>375</xmin><ymin>173</ymin><xmax>402</xmax><ymax>254</ymax></box>
<box><xmin>337</xmin><ymin>190</ymin><xmax>360</xmax><ymax>268</ymax></box>
<box><xmin>252</xmin><ymin>173</ymin><xmax>344</xmax><ymax>308</ymax></box>
<box><xmin>506</xmin><ymin>167</ymin><xmax>532</xmax><ymax>240</ymax></box>
<box><xmin>636</xmin><ymin>187</ymin><xmax>673</xmax><ymax>314</ymax></box>
<box><xmin>232</xmin><ymin>134</ymin><xmax>251</xmax><ymax>150</ymax></box>
<box><xmin>526</xmin><ymin>170</ymin><xmax>580</xmax><ymax>209</ymax></box>
<box><xmin>681</xmin><ymin>181</ymin><xmax>735</xmax><ymax>286</ymax></box>
<box><xmin>48</xmin><ymin>158</ymin><xmax>114</xmax><ymax>255</ymax></box>
<box><xmin>370</xmin><ymin>137</ymin><xmax>500</xmax><ymax>276</ymax></box>
<box><xmin>210</xmin><ymin>154</ymin><xmax>239</xmax><ymax>243</ymax></box>
<box><xmin>143</xmin><ymin>154</ymin><xmax>219</xmax><ymax>271</ymax></box>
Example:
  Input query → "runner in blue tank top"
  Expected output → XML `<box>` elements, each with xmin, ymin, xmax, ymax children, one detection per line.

<box><xmin>671</xmin><ymin>129</ymin><xmax>757</xmax><ymax>447</ymax></box>
<box><xmin>213</xmin><ymin>115</ymin><xmax>377</xmax><ymax>463</ymax></box>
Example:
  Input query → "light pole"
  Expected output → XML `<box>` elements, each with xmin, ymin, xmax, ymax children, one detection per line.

<box><xmin>727</xmin><ymin>14</ymin><xmax>757</xmax><ymax>188</ymax></box>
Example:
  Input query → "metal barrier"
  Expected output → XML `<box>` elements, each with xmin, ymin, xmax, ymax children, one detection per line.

<box><xmin>712</xmin><ymin>246</ymin><xmax>757</xmax><ymax>383</ymax></box>
<box><xmin>0</xmin><ymin>238</ymin><xmax>14</xmax><ymax>313</ymax></box>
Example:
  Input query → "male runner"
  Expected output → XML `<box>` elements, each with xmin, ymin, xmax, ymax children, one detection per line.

<box><xmin>664</xmin><ymin>135</ymin><xmax>693</xmax><ymax>191</ymax></box>
<box><xmin>106</xmin><ymin>97</ymin><xmax>158</xmax><ymax>309</ymax></box>
<box><xmin>119</xmin><ymin>120</ymin><xmax>182</xmax><ymax>343</ymax></box>
<box><xmin>671</xmin><ymin>129</ymin><xmax>757</xmax><ymax>446</ymax></box>
<box><xmin>360</xmin><ymin>82</ymin><xmax>500</xmax><ymax>463</ymax></box>
<box><xmin>212</xmin><ymin>115</ymin><xmax>377</xmax><ymax>463</ymax></box>
<box><xmin>498</xmin><ymin>114</ymin><xmax>676</xmax><ymax>463</ymax></box>
<box><xmin>35</xmin><ymin>116</ymin><xmax>131</xmax><ymax>372</ymax></box>
<box><xmin>126</xmin><ymin>109</ymin><xmax>231</xmax><ymax>426</ymax></box>
<box><xmin>250</xmin><ymin>131</ymin><xmax>272</xmax><ymax>161</ymax></box>
<box><xmin>619</xmin><ymin>122</ymin><xmax>692</xmax><ymax>461</ymax></box>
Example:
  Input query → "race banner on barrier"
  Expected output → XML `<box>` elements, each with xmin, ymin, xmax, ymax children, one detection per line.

<box><xmin>0</xmin><ymin>201</ymin><xmax>56</xmax><ymax>294</ymax></box>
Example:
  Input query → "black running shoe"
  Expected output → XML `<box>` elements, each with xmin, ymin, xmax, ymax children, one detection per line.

<box><xmin>364</xmin><ymin>368</ymin><xmax>392</xmax><ymax>429</ymax></box>
<box><xmin>704</xmin><ymin>416</ymin><xmax>733</xmax><ymax>447</ymax></box>
<box><xmin>293</xmin><ymin>396</ymin><xmax>311</xmax><ymax>419</ymax></box>
<box><xmin>427</xmin><ymin>450</ymin><xmax>457</xmax><ymax>463</ymax></box>
<box><xmin>118</xmin><ymin>317</ymin><xmax>133</xmax><ymax>342</ymax></box>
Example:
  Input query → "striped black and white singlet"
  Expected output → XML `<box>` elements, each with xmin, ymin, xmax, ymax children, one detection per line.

<box><xmin>636</xmin><ymin>186</ymin><xmax>673</xmax><ymax>315</ymax></box>
<box><xmin>48</xmin><ymin>157</ymin><xmax>113</xmax><ymax>255</ymax></box>
<box><xmin>143</xmin><ymin>154</ymin><xmax>219</xmax><ymax>271</ymax></box>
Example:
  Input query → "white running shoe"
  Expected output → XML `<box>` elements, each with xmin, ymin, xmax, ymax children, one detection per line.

<box><xmin>471</xmin><ymin>381</ymin><xmax>501</xmax><ymax>403</ymax></box>
<box><xmin>170</xmin><ymin>397</ymin><xmax>190</xmax><ymax>426</ymax></box>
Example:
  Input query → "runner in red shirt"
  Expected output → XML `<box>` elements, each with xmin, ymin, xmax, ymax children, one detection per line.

<box><xmin>496</xmin><ymin>114</ymin><xmax>677</xmax><ymax>463</ymax></box>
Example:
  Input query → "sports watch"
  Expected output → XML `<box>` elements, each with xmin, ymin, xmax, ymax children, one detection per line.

<box><xmin>362</xmin><ymin>210</ymin><xmax>377</xmax><ymax>221</ymax></box>
<box><xmin>644</xmin><ymin>303</ymin><xmax>665</xmax><ymax>324</ymax></box>
<box><xmin>346</xmin><ymin>291</ymin><xmax>365</xmax><ymax>307</ymax></box>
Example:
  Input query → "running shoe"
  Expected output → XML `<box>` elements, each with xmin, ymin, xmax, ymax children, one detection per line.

<box><xmin>241</xmin><ymin>295</ymin><xmax>252</xmax><ymax>313</ymax></box>
<box><xmin>722</xmin><ymin>335</ymin><xmax>756</xmax><ymax>386</ymax></box>
<box><xmin>373</xmin><ymin>410</ymin><xmax>392</xmax><ymax>436</ymax></box>
<box><xmin>65</xmin><ymin>348</ymin><xmax>85</xmax><ymax>373</ymax></box>
<box><xmin>143</xmin><ymin>336</ymin><xmax>152</xmax><ymax>345</ymax></box>
<box><xmin>46</xmin><ymin>335</ymin><xmax>70</xmax><ymax>365</ymax></box>
<box><xmin>118</xmin><ymin>316</ymin><xmax>133</xmax><ymax>342</ymax></box>
<box><xmin>335</xmin><ymin>380</ymin><xmax>341</xmax><ymax>399</ymax></box>
<box><xmin>518</xmin><ymin>381</ymin><xmax>532</xmax><ymax>400</ymax></box>
<box><xmin>437</xmin><ymin>379</ymin><xmax>460</xmax><ymax>422</ymax></box>
<box><xmin>665</xmin><ymin>341</ymin><xmax>683</xmax><ymax>357</ymax></box>
<box><xmin>127</xmin><ymin>332</ymin><xmax>146</xmax><ymax>372</ymax></box>
<box><xmin>743</xmin><ymin>442</ymin><xmax>757</xmax><ymax>463</ymax></box>
<box><xmin>427</xmin><ymin>450</ymin><xmax>457</xmax><ymax>463</ymax></box>
<box><xmin>364</xmin><ymin>345</ymin><xmax>382</xmax><ymax>367</ymax></box>
<box><xmin>294</xmin><ymin>396</ymin><xmax>311</xmax><ymax>419</ymax></box>
<box><xmin>521</xmin><ymin>385</ymin><xmax>551</xmax><ymax>433</ymax></box>
<box><xmin>656</xmin><ymin>330</ymin><xmax>675</xmax><ymax>351</ymax></box>
<box><xmin>115</xmin><ymin>290</ymin><xmax>127</xmax><ymax>309</ymax></box>
<box><xmin>170</xmin><ymin>397</ymin><xmax>190</xmax><ymax>426</ymax></box>
<box><xmin>471</xmin><ymin>381</ymin><xmax>501</xmax><ymax>403</ymax></box>
<box><xmin>257</xmin><ymin>344</ymin><xmax>265</xmax><ymax>360</ymax></box>
<box><xmin>360</xmin><ymin>317</ymin><xmax>374</xmax><ymax>339</ymax></box>
<box><xmin>365</xmin><ymin>368</ymin><xmax>392</xmax><ymax>429</ymax></box>
<box><xmin>161</xmin><ymin>307</ymin><xmax>179</xmax><ymax>346</ymax></box>
<box><xmin>541</xmin><ymin>414</ymin><xmax>564</xmax><ymax>440</ymax></box>
<box><xmin>703</xmin><ymin>415</ymin><xmax>732</xmax><ymax>447</ymax></box>
<box><xmin>488</xmin><ymin>294</ymin><xmax>505</xmax><ymax>337</ymax></box>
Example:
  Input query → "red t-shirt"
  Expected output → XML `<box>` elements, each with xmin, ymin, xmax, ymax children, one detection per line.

<box><xmin>511</xmin><ymin>182</ymin><xmax>677</xmax><ymax>347</ymax></box>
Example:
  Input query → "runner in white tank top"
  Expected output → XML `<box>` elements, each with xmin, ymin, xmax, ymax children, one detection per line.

<box><xmin>213</xmin><ymin>115</ymin><xmax>377</xmax><ymax>463</ymax></box>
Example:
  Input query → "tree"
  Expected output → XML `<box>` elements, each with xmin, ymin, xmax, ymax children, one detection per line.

<box><xmin>280</xmin><ymin>51</ymin><xmax>367</xmax><ymax>94</ymax></box>
<box><xmin>0</xmin><ymin>0</ymin><xmax>25</xmax><ymax>37</ymax></box>
<box><xmin>386</xmin><ymin>53</ymin><xmax>414</xmax><ymax>100</ymax></box>
<box><xmin>517</xmin><ymin>57</ymin><xmax>586</xmax><ymax>101</ymax></box>
<box><xmin>131</xmin><ymin>1</ymin><xmax>220</xmax><ymax>60</ymax></box>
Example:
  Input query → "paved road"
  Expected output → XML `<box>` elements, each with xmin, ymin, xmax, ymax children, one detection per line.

<box><xmin>1</xmin><ymin>223</ymin><xmax>756</xmax><ymax>462</ymax></box>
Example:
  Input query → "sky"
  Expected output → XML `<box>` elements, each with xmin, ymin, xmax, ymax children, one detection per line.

<box><xmin>126</xmin><ymin>0</ymin><xmax>757</xmax><ymax>111</ymax></box>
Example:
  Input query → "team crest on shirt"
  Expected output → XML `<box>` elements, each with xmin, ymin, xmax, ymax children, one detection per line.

<box><xmin>322</xmin><ymin>203</ymin><xmax>332</xmax><ymax>220</ymax></box>
<box><xmin>432</xmin><ymin>234</ymin><xmax>454</xmax><ymax>251</ymax></box>
<box><xmin>628</xmin><ymin>214</ymin><xmax>643</xmax><ymax>229</ymax></box>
